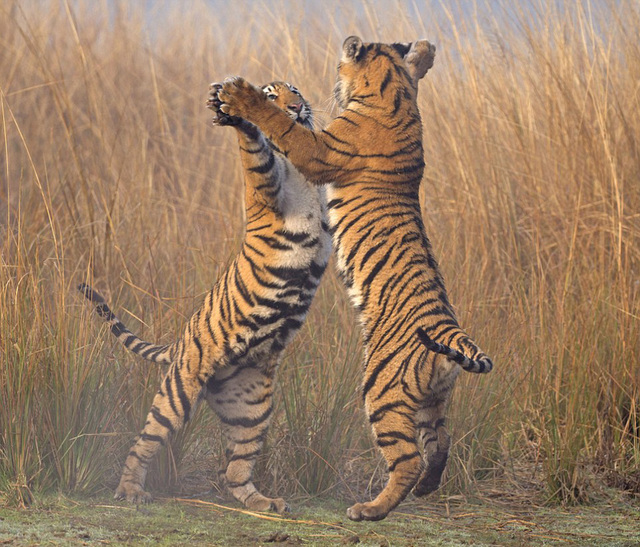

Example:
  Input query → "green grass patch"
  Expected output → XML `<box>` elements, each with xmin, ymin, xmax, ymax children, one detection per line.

<box><xmin>1</xmin><ymin>493</ymin><xmax>639</xmax><ymax>546</ymax></box>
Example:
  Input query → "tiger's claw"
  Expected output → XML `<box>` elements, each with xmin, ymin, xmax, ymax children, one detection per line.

<box><xmin>217</xmin><ymin>77</ymin><xmax>267</xmax><ymax>122</ymax></box>
<box><xmin>208</xmin><ymin>82</ymin><xmax>241</xmax><ymax>126</ymax></box>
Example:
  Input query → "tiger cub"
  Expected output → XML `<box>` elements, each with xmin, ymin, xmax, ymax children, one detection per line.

<box><xmin>212</xmin><ymin>37</ymin><xmax>493</xmax><ymax>521</ymax></box>
<box><xmin>79</xmin><ymin>81</ymin><xmax>331</xmax><ymax>513</ymax></box>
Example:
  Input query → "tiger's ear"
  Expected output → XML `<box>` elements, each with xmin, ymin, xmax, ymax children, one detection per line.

<box><xmin>342</xmin><ymin>36</ymin><xmax>364</xmax><ymax>62</ymax></box>
<box><xmin>404</xmin><ymin>40</ymin><xmax>436</xmax><ymax>82</ymax></box>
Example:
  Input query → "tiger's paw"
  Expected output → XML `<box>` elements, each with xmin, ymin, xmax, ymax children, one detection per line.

<box><xmin>243</xmin><ymin>493</ymin><xmax>290</xmax><ymax>514</ymax></box>
<box><xmin>346</xmin><ymin>502</ymin><xmax>389</xmax><ymax>522</ymax></box>
<box><xmin>217</xmin><ymin>76</ymin><xmax>267</xmax><ymax>121</ymax></box>
<box><xmin>412</xmin><ymin>475</ymin><xmax>440</xmax><ymax>497</ymax></box>
<box><xmin>207</xmin><ymin>83</ymin><xmax>242</xmax><ymax>126</ymax></box>
<box><xmin>114</xmin><ymin>483</ymin><xmax>153</xmax><ymax>504</ymax></box>
<box><xmin>413</xmin><ymin>468</ymin><xmax>443</xmax><ymax>497</ymax></box>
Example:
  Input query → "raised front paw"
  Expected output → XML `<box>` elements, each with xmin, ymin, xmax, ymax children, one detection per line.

<box><xmin>207</xmin><ymin>83</ymin><xmax>241</xmax><ymax>126</ymax></box>
<box><xmin>217</xmin><ymin>77</ymin><xmax>267</xmax><ymax>121</ymax></box>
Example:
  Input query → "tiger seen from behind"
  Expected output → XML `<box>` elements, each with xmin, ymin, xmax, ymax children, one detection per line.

<box><xmin>212</xmin><ymin>37</ymin><xmax>493</xmax><ymax>521</ymax></box>
<box><xmin>79</xmin><ymin>81</ymin><xmax>331</xmax><ymax>513</ymax></box>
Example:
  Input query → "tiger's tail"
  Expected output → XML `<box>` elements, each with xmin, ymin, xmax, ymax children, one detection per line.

<box><xmin>78</xmin><ymin>283</ymin><xmax>174</xmax><ymax>365</ymax></box>
<box><xmin>416</xmin><ymin>327</ymin><xmax>493</xmax><ymax>374</ymax></box>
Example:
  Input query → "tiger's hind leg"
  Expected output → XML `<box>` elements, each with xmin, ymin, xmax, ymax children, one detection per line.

<box><xmin>346</xmin><ymin>385</ymin><xmax>423</xmax><ymax>522</ymax></box>
<box><xmin>115</xmin><ymin>361</ymin><xmax>204</xmax><ymax>503</ymax></box>
<box><xmin>414</xmin><ymin>358</ymin><xmax>459</xmax><ymax>497</ymax></box>
<box><xmin>206</xmin><ymin>364</ymin><xmax>288</xmax><ymax>513</ymax></box>
<box><xmin>413</xmin><ymin>400</ymin><xmax>451</xmax><ymax>496</ymax></box>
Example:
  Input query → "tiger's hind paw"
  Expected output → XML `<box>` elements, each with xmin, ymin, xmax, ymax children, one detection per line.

<box><xmin>114</xmin><ymin>483</ymin><xmax>153</xmax><ymax>505</ymax></box>
<box><xmin>207</xmin><ymin>82</ymin><xmax>241</xmax><ymax>126</ymax></box>
<box><xmin>242</xmin><ymin>492</ymin><xmax>289</xmax><ymax>514</ymax></box>
<box><xmin>412</xmin><ymin>474</ymin><xmax>441</xmax><ymax>497</ymax></box>
<box><xmin>346</xmin><ymin>501</ymin><xmax>389</xmax><ymax>522</ymax></box>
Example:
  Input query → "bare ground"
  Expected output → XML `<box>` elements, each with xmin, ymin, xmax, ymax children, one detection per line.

<box><xmin>1</xmin><ymin>491</ymin><xmax>639</xmax><ymax>546</ymax></box>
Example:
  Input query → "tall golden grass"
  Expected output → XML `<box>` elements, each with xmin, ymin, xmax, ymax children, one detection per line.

<box><xmin>1</xmin><ymin>0</ymin><xmax>638</xmax><ymax>506</ymax></box>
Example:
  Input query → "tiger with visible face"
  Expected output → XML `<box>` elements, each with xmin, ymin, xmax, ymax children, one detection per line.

<box><xmin>79</xmin><ymin>81</ymin><xmax>331</xmax><ymax>513</ymax></box>
<box><xmin>212</xmin><ymin>37</ymin><xmax>493</xmax><ymax>521</ymax></box>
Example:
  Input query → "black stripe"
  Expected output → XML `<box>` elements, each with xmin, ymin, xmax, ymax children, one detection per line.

<box><xmin>248</xmin><ymin>152</ymin><xmax>275</xmax><ymax>174</ymax></box>
<box><xmin>234</xmin><ymin>269</ymin><xmax>255</xmax><ymax>307</ymax></box>
<box><xmin>173</xmin><ymin>369</ymin><xmax>192</xmax><ymax>421</ymax></box>
<box><xmin>254</xmin><ymin>234</ymin><xmax>292</xmax><ymax>250</ymax></box>
<box><xmin>336</xmin><ymin>114</ymin><xmax>358</xmax><ymax>126</ymax></box>
<box><xmin>281</xmin><ymin>120</ymin><xmax>296</xmax><ymax>138</ymax></box>
<box><xmin>360</xmin><ymin>238</ymin><xmax>387</xmax><ymax>269</ymax></box>
<box><xmin>95</xmin><ymin>303</ymin><xmax>115</xmax><ymax>320</ymax></box>
<box><xmin>193</xmin><ymin>335</ymin><xmax>203</xmax><ymax>364</ymax></box>
<box><xmin>245</xmin><ymin>391</ymin><xmax>272</xmax><ymax>406</ymax></box>
<box><xmin>388</xmin><ymin>451</ymin><xmax>420</xmax><ymax>472</ymax></box>
<box><xmin>379</xmin><ymin>68</ymin><xmax>392</xmax><ymax>96</ymax></box>
<box><xmin>219</xmin><ymin>405</ymin><xmax>272</xmax><ymax>428</ymax></box>
<box><xmin>377</xmin><ymin>431</ymin><xmax>416</xmax><ymax>443</ymax></box>
<box><xmin>234</xmin><ymin>431</ymin><xmax>268</xmax><ymax>445</ymax></box>
<box><xmin>363</xmin><ymin>352</ymin><xmax>397</xmax><ymax>400</ymax></box>
<box><xmin>274</xmin><ymin>229</ymin><xmax>310</xmax><ymax>243</ymax></box>
<box><xmin>309</xmin><ymin>261</ymin><xmax>326</xmax><ymax>279</ymax></box>
<box><xmin>264</xmin><ymin>265</ymin><xmax>307</xmax><ymax>282</ymax></box>
<box><xmin>164</xmin><ymin>373</ymin><xmax>179</xmax><ymax>416</ymax></box>
<box><xmin>321</xmin><ymin>129</ymin><xmax>351</xmax><ymax>145</ymax></box>
<box><xmin>226</xmin><ymin>479</ymin><xmax>251</xmax><ymax>488</ymax></box>
<box><xmin>111</xmin><ymin>322</ymin><xmax>126</xmax><ymax>337</ymax></box>
<box><xmin>140</xmin><ymin>433</ymin><xmax>166</xmax><ymax>445</ymax></box>
<box><xmin>392</xmin><ymin>89</ymin><xmax>402</xmax><ymax>115</ymax></box>
<box><xmin>362</xmin><ymin>248</ymin><xmax>393</xmax><ymax>289</ymax></box>
<box><xmin>369</xmin><ymin>401</ymin><xmax>407</xmax><ymax>424</ymax></box>
<box><xmin>229</xmin><ymin>449</ymin><xmax>261</xmax><ymax>462</ymax></box>
<box><xmin>150</xmin><ymin>407</ymin><xmax>175</xmax><ymax>434</ymax></box>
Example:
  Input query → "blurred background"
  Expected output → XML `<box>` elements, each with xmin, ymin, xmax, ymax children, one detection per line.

<box><xmin>1</xmin><ymin>0</ymin><xmax>638</xmax><ymax>508</ymax></box>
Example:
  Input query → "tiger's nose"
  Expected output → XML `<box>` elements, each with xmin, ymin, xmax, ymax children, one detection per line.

<box><xmin>288</xmin><ymin>102</ymin><xmax>303</xmax><ymax>114</ymax></box>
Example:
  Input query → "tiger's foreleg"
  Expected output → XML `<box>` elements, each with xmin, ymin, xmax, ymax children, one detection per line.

<box><xmin>347</xmin><ymin>386</ymin><xmax>423</xmax><ymax>521</ymax></box>
<box><xmin>206</xmin><ymin>364</ymin><xmax>288</xmax><ymax>513</ymax></box>
<box><xmin>115</xmin><ymin>361</ymin><xmax>203</xmax><ymax>503</ymax></box>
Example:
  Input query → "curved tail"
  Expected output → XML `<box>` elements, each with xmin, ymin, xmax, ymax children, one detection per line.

<box><xmin>78</xmin><ymin>283</ymin><xmax>174</xmax><ymax>365</ymax></box>
<box><xmin>417</xmin><ymin>327</ymin><xmax>493</xmax><ymax>374</ymax></box>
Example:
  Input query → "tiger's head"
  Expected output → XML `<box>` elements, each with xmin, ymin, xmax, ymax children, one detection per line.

<box><xmin>333</xmin><ymin>36</ymin><xmax>436</xmax><ymax>109</ymax></box>
<box><xmin>261</xmin><ymin>81</ymin><xmax>314</xmax><ymax>130</ymax></box>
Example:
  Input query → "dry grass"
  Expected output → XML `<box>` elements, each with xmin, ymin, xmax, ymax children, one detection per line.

<box><xmin>1</xmin><ymin>0</ymin><xmax>638</xmax><ymax>507</ymax></box>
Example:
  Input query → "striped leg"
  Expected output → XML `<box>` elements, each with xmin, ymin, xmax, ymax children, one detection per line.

<box><xmin>414</xmin><ymin>358</ymin><xmax>458</xmax><ymax>496</ymax></box>
<box><xmin>347</xmin><ymin>387</ymin><xmax>423</xmax><ymax>521</ymax></box>
<box><xmin>413</xmin><ymin>401</ymin><xmax>450</xmax><ymax>496</ymax></box>
<box><xmin>206</xmin><ymin>365</ymin><xmax>287</xmax><ymax>513</ymax></box>
<box><xmin>115</xmin><ymin>362</ymin><xmax>202</xmax><ymax>503</ymax></box>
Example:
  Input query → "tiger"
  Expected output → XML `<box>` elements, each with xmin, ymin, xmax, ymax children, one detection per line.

<box><xmin>211</xmin><ymin>36</ymin><xmax>493</xmax><ymax>521</ymax></box>
<box><xmin>79</xmin><ymin>81</ymin><xmax>331</xmax><ymax>513</ymax></box>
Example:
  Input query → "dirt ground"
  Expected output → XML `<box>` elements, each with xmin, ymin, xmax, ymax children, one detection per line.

<box><xmin>1</xmin><ymin>491</ymin><xmax>639</xmax><ymax>546</ymax></box>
